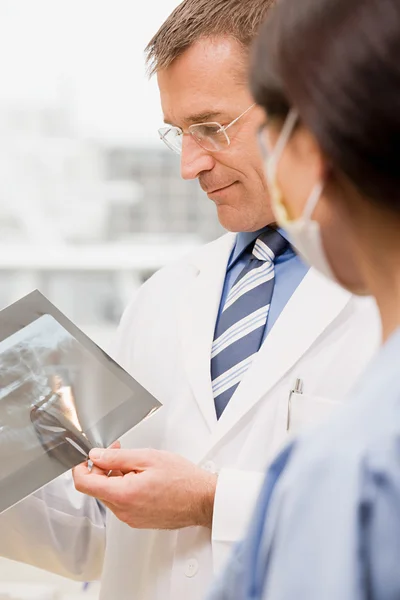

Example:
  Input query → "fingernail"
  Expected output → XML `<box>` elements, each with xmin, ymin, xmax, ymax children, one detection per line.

<box><xmin>89</xmin><ymin>448</ymin><xmax>104</xmax><ymax>460</ymax></box>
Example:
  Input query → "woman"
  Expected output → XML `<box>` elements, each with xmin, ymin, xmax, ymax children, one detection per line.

<box><xmin>208</xmin><ymin>0</ymin><xmax>400</xmax><ymax>598</ymax></box>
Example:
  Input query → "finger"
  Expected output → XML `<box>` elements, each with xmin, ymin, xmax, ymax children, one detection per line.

<box><xmin>90</xmin><ymin>441</ymin><xmax>121</xmax><ymax>475</ymax></box>
<box><xmin>107</xmin><ymin>469</ymin><xmax>124</xmax><ymax>477</ymax></box>
<box><xmin>73</xmin><ymin>468</ymin><xmax>132</xmax><ymax>504</ymax></box>
<box><xmin>73</xmin><ymin>460</ymin><xmax>92</xmax><ymax>480</ymax></box>
<box><xmin>90</xmin><ymin>463</ymin><xmax>109</xmax><ymax>476</ymax></box>
<box><xmin>88</xmin><ymin>448</ymin><xmax>154</xmax><ymax>473</ymax></box>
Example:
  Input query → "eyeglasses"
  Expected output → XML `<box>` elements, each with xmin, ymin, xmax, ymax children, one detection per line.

<box><xmin>158</xmin><ymin>104</ymin><xmax>255</xmax><ymax>155</ymax></box>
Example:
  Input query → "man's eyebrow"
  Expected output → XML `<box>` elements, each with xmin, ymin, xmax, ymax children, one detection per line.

<box><xmin>163</xmin><ymin>111</ymin><xmax>224</xmax><ymax>126</ymax></box>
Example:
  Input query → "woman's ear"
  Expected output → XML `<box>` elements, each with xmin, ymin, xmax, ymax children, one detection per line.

<box><xmin>290</xmin><ymin>125</ymin><xmax>327</xmax><ymax>181</ymax></box>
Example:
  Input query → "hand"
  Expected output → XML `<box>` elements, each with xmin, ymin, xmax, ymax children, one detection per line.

<box><xmin>88</xmin><ymin>440</ymin><xmax>121</xmax><ymax>476</ymax></box>
<box><xmin>73</xmin><ymin>448</ymin><xmax>218</xmax><ymax>530</ymax></box>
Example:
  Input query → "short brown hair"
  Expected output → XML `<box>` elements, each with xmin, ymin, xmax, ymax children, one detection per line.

<box><xmin>145</xmin><ymin>0</ymin><xmax>276</xmax><ymax>76</ymax></box>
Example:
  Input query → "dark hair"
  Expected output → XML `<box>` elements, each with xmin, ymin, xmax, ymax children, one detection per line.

<box><xmin>250</xmin><ymin>0</ymin><xmax>400</xmax><ymax>211</ymax></box>
<box><xmin>145</xmin><ymin>0</ymin><xmax>276</xmax><ymax>76</ymax></box>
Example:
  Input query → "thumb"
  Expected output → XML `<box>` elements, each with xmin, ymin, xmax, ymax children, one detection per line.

<box><xmin>89</xmin><ymin>447</ymin><xmax>154</xmax><ymax>473</ymax></box>
<box><xmin>89</xmin><ymin>440</ymin><xmax>121</xmax><ymax>475</ymax></box>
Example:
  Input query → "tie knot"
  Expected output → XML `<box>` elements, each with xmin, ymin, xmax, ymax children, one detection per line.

<box><xmin>252</xmin><ymin>229</ymin><xmax>289</xmax><ymax>262</ymax></box>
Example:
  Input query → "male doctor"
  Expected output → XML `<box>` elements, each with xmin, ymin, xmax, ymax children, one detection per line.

<box><xmin>0</xmin><ymin>1</ymin><xmax>380</xmax><ymax>599</ymax></box>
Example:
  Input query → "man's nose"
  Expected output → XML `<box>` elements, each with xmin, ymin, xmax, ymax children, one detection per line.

<box><xmin>180</xmin><ymin>135</ymin><xmax>215</xmax><ymax>180</ymax></box>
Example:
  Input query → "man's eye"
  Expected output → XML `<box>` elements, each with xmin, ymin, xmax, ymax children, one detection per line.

<box><xmin>199</xmin><ymin>124</ymin><xmax>222</xmax><ymax>135</ymax></box>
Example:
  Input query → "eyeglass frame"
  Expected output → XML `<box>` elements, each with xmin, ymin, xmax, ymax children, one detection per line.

<box><xmin>158</xmin><ymin>103</ymin><xmax>256</xmax><ymax>154</ymax></box>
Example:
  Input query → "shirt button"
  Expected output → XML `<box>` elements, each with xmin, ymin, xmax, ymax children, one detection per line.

<box><xmin>203</xmin><ymin>460</ymin><xmax>217</xmax><ymax>473</ymax></box>
<box><xmin>185</xmin><ymin>558</ymin><xmax>199</xmax><ymax>578</ymax></box>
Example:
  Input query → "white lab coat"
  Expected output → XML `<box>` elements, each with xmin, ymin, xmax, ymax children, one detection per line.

<box><xmin>0</xmin><ymin>233</ymin><xmax>380</xmax><ymax>600</ymax></box>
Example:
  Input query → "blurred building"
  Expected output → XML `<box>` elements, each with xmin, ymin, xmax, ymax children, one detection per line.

<box><xmin>104</xmin><ymin>146</ymin><xmax>223</xmax><ymax>242</ymax></box>
<box><xmin>0</xmin><ymin>104</ymin><xmax>223</xmax><ymax>348</ymax></box>
<box><xmin>0</xmin><ymin>104</ymin><xmax>107</xmax><ymax>243</ymax></box>
<box><xmin>0</xmin><ymin>105</ymin><xmax>222</xmax><ymax>244</ymax></box>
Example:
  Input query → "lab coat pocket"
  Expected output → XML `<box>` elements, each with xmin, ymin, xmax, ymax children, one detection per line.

<box><xmin>287</xmin><ymin>392</ymin><xmax>343</xmax><ymax>436</ymax></box>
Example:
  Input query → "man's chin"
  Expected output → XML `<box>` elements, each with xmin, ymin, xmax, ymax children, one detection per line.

<box><xmin>215</xmin><ymin>205</ymin><xmax>252</xmax><ymax>233</ymax></box>
<box><xmin>215</xmin><ymin>205</ymin><xmax>273</xmax><ymax>233</ymax></box>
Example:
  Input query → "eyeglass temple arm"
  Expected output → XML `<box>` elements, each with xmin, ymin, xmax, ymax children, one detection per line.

<box><xmin>222</xmin><ymin>103</ymin><xmax>256</xmax><ymax>132</ymax></box>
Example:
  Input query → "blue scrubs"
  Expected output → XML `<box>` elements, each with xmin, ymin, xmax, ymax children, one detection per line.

<box><xmin>209</xmin><ymin>327</ymin><xmax>400</xmax><ymax>600</ymax></box>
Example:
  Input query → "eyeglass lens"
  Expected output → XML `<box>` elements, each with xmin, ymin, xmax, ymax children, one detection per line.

<box><xmin>159</xmin><ymin>123</ymin><xmax>230</xmax><ymax>154</ymax></box>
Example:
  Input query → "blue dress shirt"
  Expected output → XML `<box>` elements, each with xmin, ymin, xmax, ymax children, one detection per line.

<box><xmin>208</xmin><ymin>327</ymin><xmax>400</xmax><ymax>600</ymax></box>
<box><xmin>217</xmin><ymin>228</ymin><xmax>308</xmax><ymax>341</ymax></box>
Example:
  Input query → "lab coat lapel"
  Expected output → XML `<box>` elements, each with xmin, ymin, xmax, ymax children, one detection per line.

<box><xmin>208</xmin><ymin>269</ymin><xmax>353</xmax><ymax>447</ymax></box>
<box><xmin>179</xmin><ymin>233</ymin><xmax>237</xmax><ymax>432</ymax></box>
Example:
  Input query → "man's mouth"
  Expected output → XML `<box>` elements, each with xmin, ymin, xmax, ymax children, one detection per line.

<box><xmin>203</xmin><ymin>182</ymin><xmax>236</xmax><ymax>195</ymax></box>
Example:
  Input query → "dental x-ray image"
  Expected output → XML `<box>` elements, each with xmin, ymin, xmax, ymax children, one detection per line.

<box><xmin>0</xmin><ymin>290</ymin><xmax>161</xmax><ymax>514</ymax></box>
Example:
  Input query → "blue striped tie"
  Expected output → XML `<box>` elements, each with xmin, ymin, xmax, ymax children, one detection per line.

<box><xmin>211</xmin><ymin>229</ymin><xmax>288</xmax><ymax>418</ymax></box>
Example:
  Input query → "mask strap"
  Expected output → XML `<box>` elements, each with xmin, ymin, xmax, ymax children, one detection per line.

<box><xmin>268</xmin><ymin>109</ymin><xmax>299</xmax><ymax>174</ymax></box>
<box><xmin>303</xmin><ymin>181</ymin><xmax>325</xmax><ymax>221</ymax></box>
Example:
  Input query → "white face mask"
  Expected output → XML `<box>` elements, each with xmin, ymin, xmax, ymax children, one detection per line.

<box><xmin>265</xmin><ymin>109</ymin><xmax>337</xmax><ymax>283</ymax></box>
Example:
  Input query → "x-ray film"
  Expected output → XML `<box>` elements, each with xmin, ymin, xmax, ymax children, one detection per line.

<box><xmin>0</xmin><ymin>290</ymin><xmax>161</xmax><ymax>514</ymax></box>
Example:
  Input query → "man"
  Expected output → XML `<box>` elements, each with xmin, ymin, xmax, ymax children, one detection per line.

<box><xmin>0</xmin><ymin>1</ymin><xmax>379</xmax><ymax>599</ymax></box>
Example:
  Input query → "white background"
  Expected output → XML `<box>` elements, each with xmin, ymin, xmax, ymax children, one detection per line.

<box><xmin>0</xmin><ymin>0</ymin><xmax>181</xmax><ymax>144</ymax></box>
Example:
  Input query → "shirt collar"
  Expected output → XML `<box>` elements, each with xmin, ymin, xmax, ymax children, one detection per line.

<box><xmin>228</xmin><ymin>226</ymin><xmax>292</xmax><ymax>269</ymax></box>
